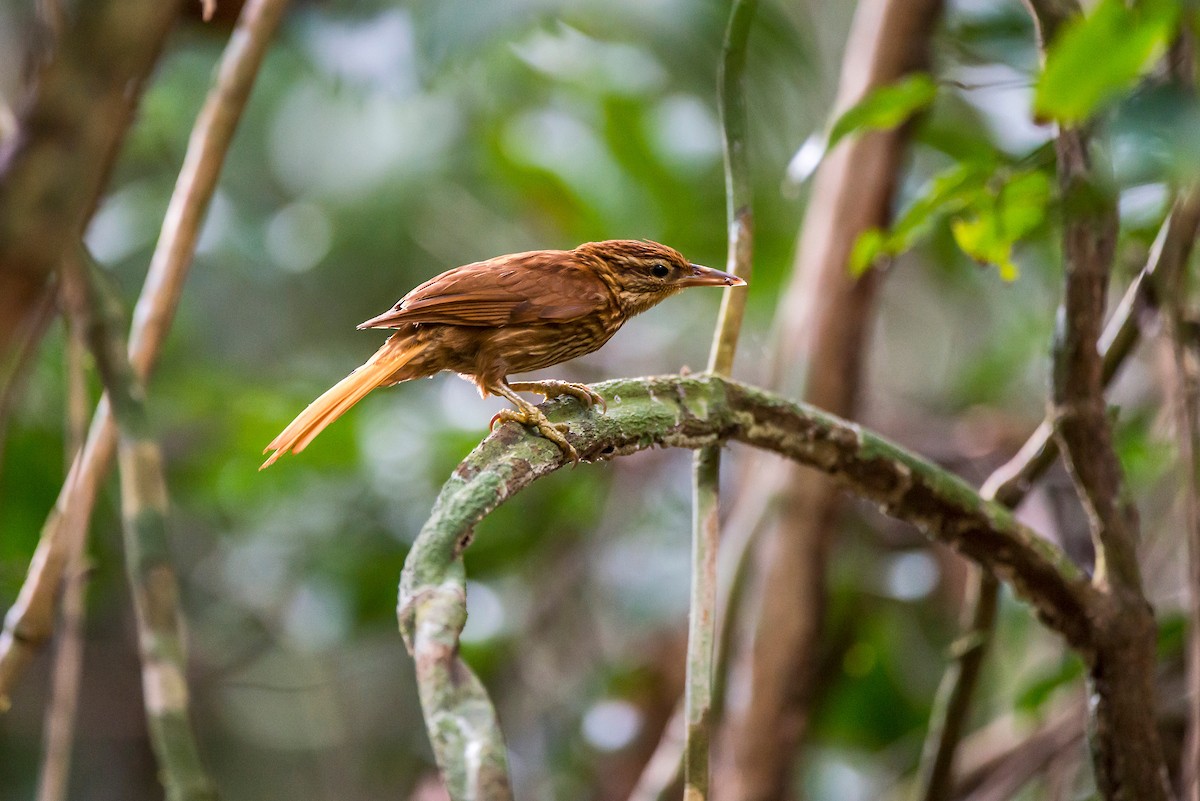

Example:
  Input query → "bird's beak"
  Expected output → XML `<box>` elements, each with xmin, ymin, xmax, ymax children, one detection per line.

<box><xmin>678</xmin><ymin>263</ymin><xmax>747</xmax><ymax>288</ymax></box>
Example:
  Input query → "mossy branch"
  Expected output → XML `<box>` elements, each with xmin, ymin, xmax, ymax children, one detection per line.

<box><xmin>398</xmin><ymin>374</ymin><xmax>1101</xmax><ymax>800</ymax></box>
<box><xmin>62</xmin><ymin>254</ymin><xmax>216</xmax><ymax>801</ymax></box>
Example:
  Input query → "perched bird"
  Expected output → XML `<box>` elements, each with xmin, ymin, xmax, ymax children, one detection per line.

<box><xmin>261</xmin><ymin>239</ymin><xmax>744</xmax><ymax>468</ymax></box>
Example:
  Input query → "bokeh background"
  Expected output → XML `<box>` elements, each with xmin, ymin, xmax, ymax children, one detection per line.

<box><xmin>0</xmin><ymin>0</ymin><xmax>1195</xmax><ymax>799</ymax></box>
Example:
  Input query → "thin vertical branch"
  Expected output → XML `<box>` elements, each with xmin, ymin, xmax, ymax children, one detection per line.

<box><xmin>916</xmin><ymin>195</ymin><xmax>1200</xmax><ymax>801</ymax></box>
<box><xmin>706</xmin><ymin>0</ymin><xmax>756</xmax><ymax>378</ymax></box>
<box><xmin>686</xmin><ymin>446</ymin><xmax>721</xmax><ymax>801</ymax></box>
<box><xmin>36</xmin><ymin>300</ymin><xmax>92</xmax><ymax>801</ymax></box>
<box><xmin>715</xmin><ymin>2</ymin><xmax>942</xmax><ymax>797</ymax></box>
<box><xmin>62</xmin><ymin>253</ymin><xmax>216</xmax><ymax>801</ymax></box>
<box><xmin>915</xmin><ymin>569</ymin><xmax>998</xmax><ymax>801</ymax></box>
<box><xmin>0</xmin><ymin>0</ymin><xmax>291</xmax><ymax>705</ymax></box>
<box><xmin>0</xmin><ymin>282</ymin><xmax>56</xmax><ymax>484</ymax></box>
<box><xmin>1170</xmin><ymin>278</ymin><xmax>1200</xmax><ymax>801</ymax></box>
<box><xmin>1049</xmin><ymin>126</ymin><xmax>1167</xmax><ymax>801</ymax></box>
<box><xmin>686</xmin><ymin>0</ymin><xmax>756</xmax><ymax>798</ymax></box>
<box><xmin>1164</xmin><ymin>192</ymin><xmax>1200</xmax><ymax>801</ymax></box>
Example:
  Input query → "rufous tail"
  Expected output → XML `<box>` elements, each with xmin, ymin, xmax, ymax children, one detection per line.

<box><xmin>261</xmin><ymin>339</ymin><xmax>419</xmax><ymax>469</ymax></box>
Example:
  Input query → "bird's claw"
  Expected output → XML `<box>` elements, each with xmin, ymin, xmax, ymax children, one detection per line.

<box><xmin>509</xmin><ymin>380</ymin><xmax>607</xmax><ymax>413</ymax></box>
<box><xmin>490</xmin><ymin>408</ymin><xmax>580</xmax><ymax>465</ymax></box>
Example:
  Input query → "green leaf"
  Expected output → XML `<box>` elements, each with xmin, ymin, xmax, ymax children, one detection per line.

<box><xmin>846</xmin><ymin>162</ymin><xmax>990</xmax><ymax>277</ymax></box>
<box><xmin>887</xmin><ymin>162</ymin><xmax>993</xmax><ymax>251</ymax></box>
<box><xmin>849</xmin><ymin>228</ymin><xmax>887</xmax><ymax>276</ymax></box>
<box><xmin>949</xmin><ymin>169</ymin><xmax>1050</xmax><ymax>281</ymax></box>
<box><xmin>1035</xmin><ymin>0</ymin><xmax>1180</xmax><ymax>123</ymax></box>
<box><xmin>827</xmin><ymin>73</ymin><xmax>939</xmax><ymax>151</ymax></box>
<box><xmin>846</xmin><ymin>163</ymin><xmax>1050</xmax><ymax>279</ymax></box>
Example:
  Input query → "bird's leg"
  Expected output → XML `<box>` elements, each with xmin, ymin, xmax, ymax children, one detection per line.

<box><xmin>508</xmin><ymin>380</ymin><xmax>607</xmax><ymax>413</ymax></box>
<box><xmin>488</xmin><ymin>381</ymin><xmax>579</xmax><ymax>463</ymax></box>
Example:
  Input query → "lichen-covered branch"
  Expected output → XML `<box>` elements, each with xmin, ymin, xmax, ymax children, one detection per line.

<box><xmin>398</xmin><ymin>374</ymin><xmax>1101</xmax><ymax>799</ymax></box>
<box><xmin>0</xmin><ymin>0</ymin><xmax>291</xmax><ymax>705</ymax></box>
<box><xmin>60</xmin><ymin>254</ymin><xmax>215</xmax><ymax>801</ymax></box>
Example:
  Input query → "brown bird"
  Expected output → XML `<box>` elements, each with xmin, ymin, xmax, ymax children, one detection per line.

<box><xmin>261</xmin><ymin>239</ymin><xmax>744</xmax><ymax>468</ymax></box>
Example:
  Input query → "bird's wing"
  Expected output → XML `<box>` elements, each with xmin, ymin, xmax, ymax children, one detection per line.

<box><xmin>358</xmin><ymin>251</ymin><xmax>612</xmax><ymax>329</ymax></box>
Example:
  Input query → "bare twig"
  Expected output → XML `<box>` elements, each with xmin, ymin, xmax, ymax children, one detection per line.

<box><xmin>0</xmin><ymin>281</ymin><xmax>56</xmax><ymax>483</ymax></box>
<box><xmin>399</xmin><ymin>374</ymin><xmax>1103</xmax><ymax>799</ymax></box>
<box><xmin>627</xmin><ymin>496</ymin><xmax>766</xmax><ymax>801</ymax></box>
<box><xmin>36</xmin><ymin>289</ymin><xmax>92</xmax><ymax>801</ymax></box>
<box><xmin>0</xmin><ymin>0</ymin><xmax>291</xmax><ymax>706</ymax></box>
<box><xmin>916</xmin><ymin>193</ymin><xmax>1200</xmax><ymax>801</ymax></box>
<box><xmin>685</xmin><ymin>0</ymin><xmax>756</xmax><ymax>797</ymax></box>
<box><xmin>706</xmin><ymin>0</ymin><xmax>756</xmax><ymax>378</ymax></box>
<box><xmin>1171</xmin><ymin>293</ymin><xmax>1200</xmax><ymax>801</ymax></box>
<box><xmin>916</xmin><ymin>569</ymin><xmax>999</xmax><ymax>801</ymax></box>
<box><xmin>1165</xmin><ymin>196</ymin><xmax>1200</xmax><ymax>801</ymax></box>
<box><xmin>686</xmin><ymin>444</ymin><xmax>720</xmax><ymax>801</ymax></box>
<box><xmin>62</xmin><ymin>253</ymin><xmax>215</xmax><ymax>801</ymax></box>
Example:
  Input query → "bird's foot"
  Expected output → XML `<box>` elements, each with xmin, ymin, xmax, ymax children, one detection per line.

<box><xmin>508</xmin><ymin>380</ymin><xmax>607</xmax><ymax>413</ymax></box>
<box><xmin>490</xmin><ymin>407</ymin><xmax>579</xmax><ymax>464</ymax></box>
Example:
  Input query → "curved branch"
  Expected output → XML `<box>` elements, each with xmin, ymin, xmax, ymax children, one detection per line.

<box><xmin>397</xmin><ymin>375</ymin><xmax>1099</xmax><ymax>799</ymax></box>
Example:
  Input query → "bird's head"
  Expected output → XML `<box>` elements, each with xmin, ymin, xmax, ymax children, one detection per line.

<box><xmin>576</xmin><ymin>239</ymin><xmax>746</xmax><ymax>316</ymax></box>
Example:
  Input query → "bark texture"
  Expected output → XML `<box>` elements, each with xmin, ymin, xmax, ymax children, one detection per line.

<box><xmin>0</xmin><ymin>0</ymin><xmax>180</xmax><ymax>355</ymax></box>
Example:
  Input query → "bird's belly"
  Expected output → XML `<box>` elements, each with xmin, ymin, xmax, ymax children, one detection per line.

<box><xmin>399</xmin><ymin>317</ymin><xmax>619</xmax><ymax>389</ymax></box>
<box><xmin>486</xmin><ymin>319</ymin><xmax>617</xmax><ymax>375</ymax></box>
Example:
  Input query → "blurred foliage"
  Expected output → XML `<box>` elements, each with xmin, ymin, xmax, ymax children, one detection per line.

<box><xmin>850</xmin><ymin>160</ymin><xmax>1053</xmax><ymax>280</ymax></box>
<box><xmin>1035</xmin><ymin>0</ymin><xmax>1180</xmax><ymax>124</ymax></box>
<box><xmin>826</xmin><ymin>73</ymin><xmax>938</xmax><ymax>153</ymax></box>
<box><xmin>0</xmin><ymin>0</ymin><xmax>1197</xmax><ymax>799</ymax></box>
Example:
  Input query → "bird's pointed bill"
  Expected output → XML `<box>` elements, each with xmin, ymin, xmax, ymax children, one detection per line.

<box><xmin>677</xmin><ymin>263</ymin><xmax>746</xmax><ymax>288</ymax></box>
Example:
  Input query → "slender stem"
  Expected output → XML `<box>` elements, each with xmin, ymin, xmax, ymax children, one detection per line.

<box><xmin>1172</xmin><ymin>304</ymin><xmax>1200</xmax><ymax>801</ymax></box>
<box><xmin>914</xmin><ymin>568</ymin><xmax>999</xmax><ymax>801</ymax></box>
<box><xmin>36</xmin><ymin>299</ymin><xmax>92</xmax><ymax>801</ymax></box>
<box><xmin>62</xmin><ymin>253</ymin><xmax>216</xmax><ymax>801</ymax></box>
<box><xmin>706</xmin><ymin>0</ymin><xmax>757</xmax><ymax>377</ymax></box>
<box><xmin>0</xmin><ymin>282</ymin><xmax>57</xmax><ymax>487</ymax></box>
<box><xmin>1166</xmin><ymin>208</ymin><xmax>1200</xmax><ymax>801</ymax></box>
<box><xmin>627</xmin><ymin>492</ymin><xmax>764</xmax><ymax>801</ymax></box>
<box><xmin>685</xmin><ymin>0</ymin><xmax>756</xmax><ymax>797</ymax></box>
<box><xmin>0</xmin><ymin>0</ymin><xmax>291</xmax><ymax>706</ymax></box>
<box><xmin>685</xmin><ymin>447</ymin><xmax>720</xmax><ymax>801</ymax></box>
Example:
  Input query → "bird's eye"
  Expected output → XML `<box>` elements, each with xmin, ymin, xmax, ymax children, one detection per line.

<box><xmin>651</xmin><ymin>263</ymin><xmax>670</xmax><ymax>278</ymax></box>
